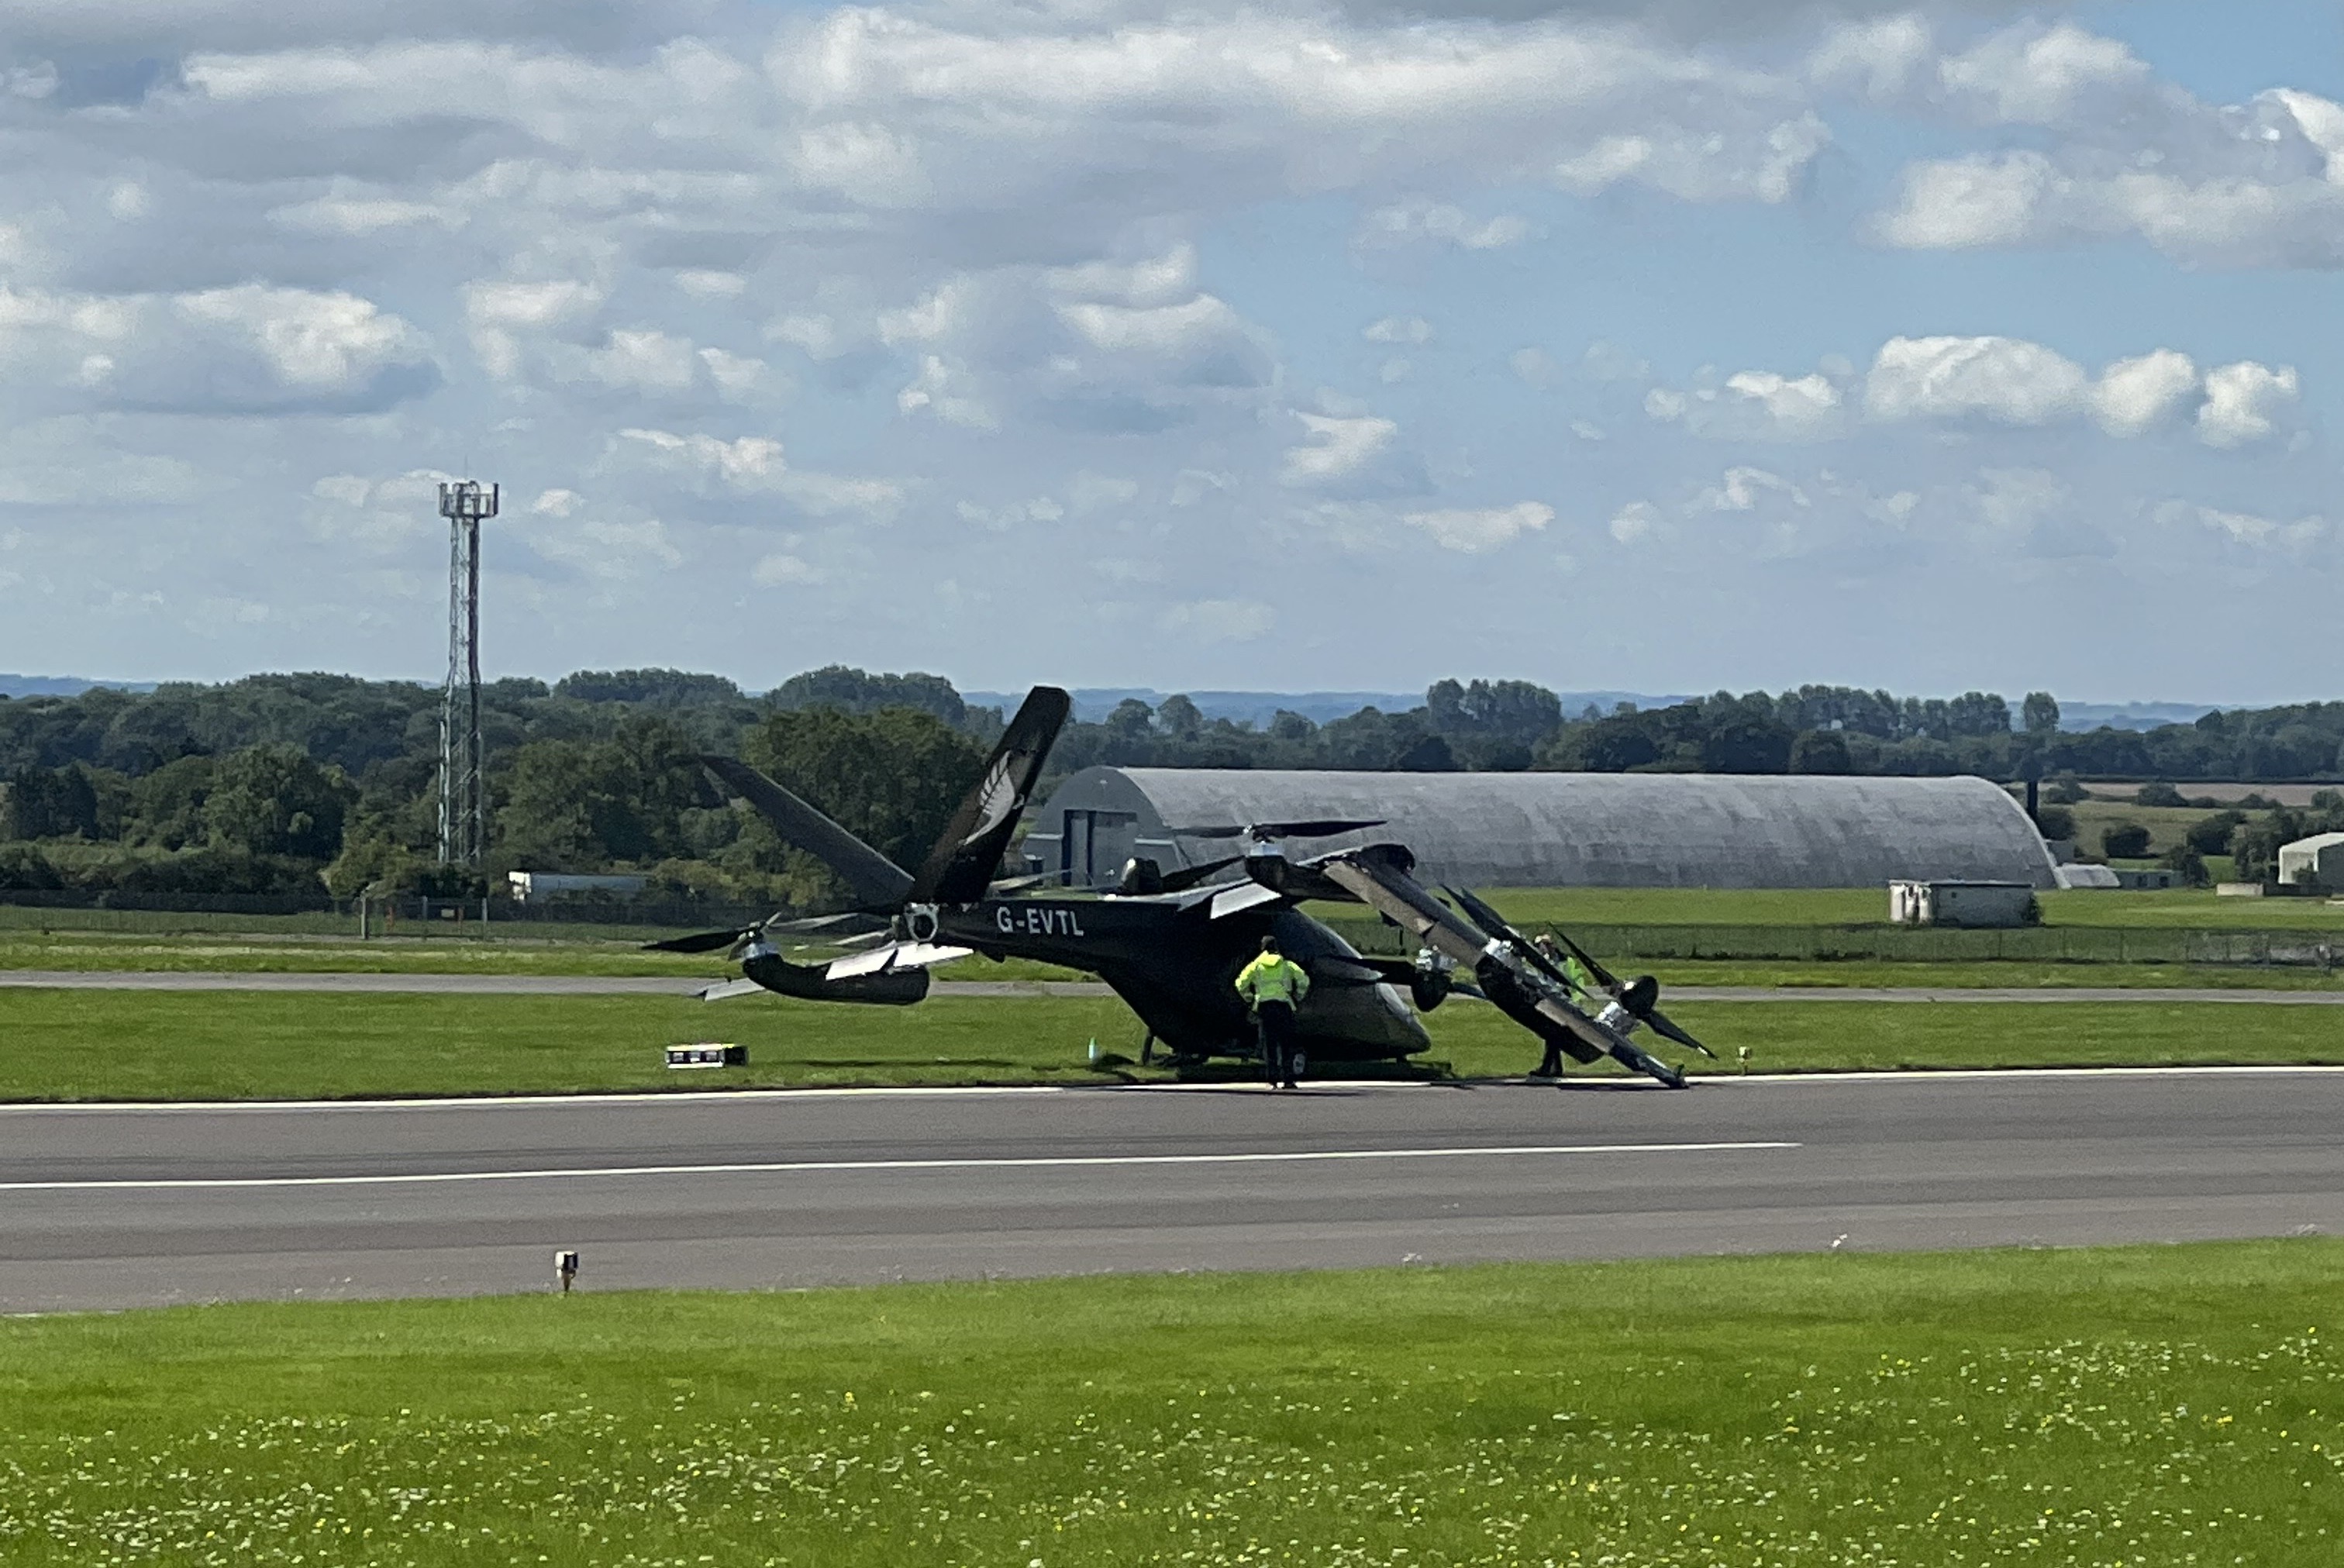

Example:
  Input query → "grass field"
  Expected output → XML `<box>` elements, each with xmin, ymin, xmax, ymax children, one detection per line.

<box><xmin>1463</xmin><ymin>885</ymin><xmax>2344</xmax><ymax>931</ymax></box>
<box><xmin>5</xmin><ymin>1241</ymin><xmax>2343</xmax><ymax>1566</ymax></box>
<box><xmin>9</xmin><ymin>989</ymin><xmax>2344</xmax><ymax>1101</ymax></box>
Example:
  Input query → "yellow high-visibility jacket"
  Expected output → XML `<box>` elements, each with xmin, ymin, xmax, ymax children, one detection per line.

<box><xmin>1235</xmin><ymin>953</ymin><xmax>1310</xmax><ymax>1008</ymax></box>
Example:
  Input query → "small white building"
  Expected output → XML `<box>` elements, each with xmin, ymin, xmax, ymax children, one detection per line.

<box><xmin>2278</xmin><ymin>832</ymin><xmax>2344</xmax><ymax>889</ymax></box>
<box><xmin>1888</xmin><ymin>880</ymin><xmax>2037</xmax><ymax>928</ymax></box>
<box><xmin>2055</xmin><ymin>863</ymin><xmax>2121</xmax><ymax>890</ymax></box>
<box><xmin>506</xmin><ymin>871</ymin><xmax>649</xmax><ymax>904</ymax></box>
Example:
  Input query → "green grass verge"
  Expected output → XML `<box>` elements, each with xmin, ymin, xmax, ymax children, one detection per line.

<box><xmin>0</xmin><ymin>929</ymin><xmax>1088</xmax><ymax>983</ymax></box>
<box><xmin>1463</xmin><ymin>885</ymin><xmax>2344</xmax><ymax>931</ymax></box>
<box><xmin>8</xmin><ymin>991</ymin><xmax>2344</xmax><ymax>1101</ymax></box>
<box><xmin>6</xmin><ymin>1242</ymin><xmax>2344</xmax><ymax>1566</ymax></box>
<box><xmin>1652</xmin><ymin>959</ymin><xmax>2344</xmax><ymax>991</ymax></box>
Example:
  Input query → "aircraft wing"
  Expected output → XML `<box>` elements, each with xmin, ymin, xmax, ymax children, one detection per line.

<box><xmin>1310</xmin><ymin>846</ymin><xmax>1685</xmax><ymax>1086</ymax></box>
<box><xmin>825</xmin><ymin>940</ymin><xmax>974</xmax><ymax>980</ymax></box>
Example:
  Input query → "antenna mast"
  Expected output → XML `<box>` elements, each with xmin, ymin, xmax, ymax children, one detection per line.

<box><xmin>436</xmin><ymin>479</ymin><xmax>498</xmax><ymax>868</ymax></box>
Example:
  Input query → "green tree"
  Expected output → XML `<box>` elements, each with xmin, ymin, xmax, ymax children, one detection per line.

<box><xmin>1787</xmin><ymin>729</ymin><xmax>1852</xmax><ymax>774</ymax></box>
<box><xmin>1156</xmin><ymin>695</ymin><xmax>1204</xmax><ymax>741</ymax></box>
<box><xmin>2185</xmin><ymin>810</ymin><xmax>2246</xmax><ymax>856</ymax></box>
<box><xmin>497</xmin><ymin>715</ymin><xmax>705</xmax><ymax>870</ymax></box>
<box><xmin>2101</xmin><ymin>822</ymin><xmax>2153</xmax><ymax>860</ymax></box>
<box><xmin>744</xmin><ymin>705</ymin><xmax>986</xmax><ymax>872</ymax></box>
<box><xmin>770</xmin><ymin>666</ymin><xmax>967</xmax><ymax>729</ymax></box>
<box><xmin>202</xmin><ymin>744</ymin><xmax>357</xmax><ymax>860</ymax></box>
<box><xmin>2022</xmin><ymin>691</ymin><xmax>2061</xmax><ymax>735</ymax></box>
<box><xmin>2032</xmin><ymin>805</ymin><xmax>2077</xmax><ymax>842</ymax></box>
<box><xmin>125</xmin><ymin>754</ymin><xmax>216</xmax><ymax>849</ymax></box>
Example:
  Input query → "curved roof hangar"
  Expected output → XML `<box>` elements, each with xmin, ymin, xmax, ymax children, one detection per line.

<box><xmin>1023</xmin><ymin>767</ymin><xmax>2059</xmax><ymax>891</ymax></box>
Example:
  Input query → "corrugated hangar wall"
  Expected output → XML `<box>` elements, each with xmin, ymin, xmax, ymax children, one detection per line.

<box><xmin>1023</xmin><ymin>768</ymin><xmax>2060</xmax><ymax>891</ymax></box>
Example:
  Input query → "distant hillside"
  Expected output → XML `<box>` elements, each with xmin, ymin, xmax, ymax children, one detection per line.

<box><xmin>2056</xmin><ymin>701</ymin><xmax>2221</xmax><ymax>732</ymax></box>
<box><xmin>0</xmin><ymin>675</ymin><xmax>157</xmax><ymax>699</ymax></box>
<box><xmin>963</xmin><ymin>688</ymin><xmax>1695</xmax><ymax>728</ymax></box>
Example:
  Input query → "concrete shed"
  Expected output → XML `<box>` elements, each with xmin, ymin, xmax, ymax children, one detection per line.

<box><xmin>2279</xmin><ymin>832</ymin><xmax>2344</xmax><ymax>889</ymax></box>
<box><xmin>1023</xmin><ymin>768</ymin><xmax>2060</xmax><ymax>891</ymax></box>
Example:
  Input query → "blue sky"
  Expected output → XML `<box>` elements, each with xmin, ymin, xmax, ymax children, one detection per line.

<box><xmin>0</xmin><ymin>0</ymin><xmax>2339</xmax><ymax>706</ymax></box>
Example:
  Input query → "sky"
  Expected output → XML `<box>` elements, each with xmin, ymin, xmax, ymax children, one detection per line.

<box><xmin>0</xmin><ymin>0</ymin><xmax>2339</xmax><ymax>704</ymax></box>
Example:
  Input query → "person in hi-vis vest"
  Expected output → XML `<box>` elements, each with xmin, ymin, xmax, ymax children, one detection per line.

<box><xmin>1235</xmin><ymin>935</ymin><xmax>1312</xmax><ymax>1088</ymax></box>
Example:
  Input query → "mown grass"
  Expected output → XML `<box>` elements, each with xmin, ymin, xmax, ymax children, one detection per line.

<box><xmin>5</xmin><ymin>1242</ymin><xmax>2344</xmax><ymax>1566</ymax></box>
<box><xmin>1652</xmin><ymin>959</ymin><xmax>2344</xmax><ymax>991</ymax></box>
<box><xmin>7</xmin><ymin>989</ymin><xmax>2344</xmax><ymax>1101</ymax></box>
<box><xmin>0</xmin><ymin>929</ymin><xmax>1088</xmax><ymax>983</ymax></box>
<box><xmin>1467</xmin><ymin>886</ymin><xmax>2344</xmax><ymax>931</ymax></box>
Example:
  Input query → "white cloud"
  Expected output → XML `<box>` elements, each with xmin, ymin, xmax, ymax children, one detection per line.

<box><xmin>2197</xmin><ymin>361</ymin><xmax>2300</xmax><ymax>448</ymax></box>
<box><xmin>1869</xmin><ymin>36</ymin><xmax>2344</xmax><ymax>270</ymax></box>
<box><xmin>2090</xmin><ymin>350</ymin><xmax>2198</xmax><ymax>437</ymax></box>
<box><xmin>526</xmin><ymin>516</ymin><xmax>684</xmax><ymax>581</ymax></box>
<box><xmin>613</xmin><ymin>426</ymin><xmax>903</xmax><ymax>518</ymax></box>
<box><xmin>1864</xmin><ymin>335</ymin><xmax>2091</xmax><ymax>425</ymax></box>
<box><xmin>1401</xmin><ymin>501</ymin><xmax>1553</xmax><ymax>553</ymax></box>
<box><xmin>586</xmin><ymin>329</ymin><xmax>698</xmax><ymax>393</ymax></box>
<box><xmin>751</xmin><ymin>552</ymin><xmax>822</xmax><ymax>586</ymax></box>
<box><xmin>1281</xmin><ymin>412</ymin><xmax>1399</xmax><ymax>488</ymax></box>
<box><xmin>2161</xmin><ymin>501</ymin><xmax>2327</xmax><ymax>550</ymax></box>
<box><xmin>1697</xmin><ymin>467</ymin><xmax>1808</xmax><ymax>512</ymax></box>
<box><xmin>175</xmin><ymin>285</ymin><xmax>430</xmax><ymax>392</ymax></box>
<box><xmin>1934</xmin><ymin>22</ymin><xmax>2156</xmax><ymax>127</ymax></box>
<box><xmin>1360</xmin><ymin>200</ymin><xmax>1532</xmax><ymax>251</ymax></box>
<box><xmin>1608</xmin><ymin>500</ymin><xmax>1658</xmax><ymax>544</ymax></box>
<box><xmin>674</xmin><ymin>270</ymin><xmax>746</xmax><ymax>300</ymax></box>
<box><xmin>1647</xmin><ymin>369</ymin><xmax>1846</xmax><ymax>441</ymax></box>
<box><xmin>1364</xmin><ymin>316</ymin><xmax>1434</xmax><ymax>346</ymax></box>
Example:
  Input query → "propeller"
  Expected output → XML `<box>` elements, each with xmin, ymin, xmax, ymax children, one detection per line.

<box><xmin>1157</xmin><ymin>854</ymin><xmax>1245</xmax><ymax>892</ymax></box>
<box><xmin>643</xmin><ymin>926</ymin><xmax>754</xmax><ymax>955</ymax></box>
<box><xmin>1446</xmin><ymin>884</ymin><xmax>1714</xmax><ymax>1060</ymax></box>
<box><xmin>1168</xmin><ymin>818</ymin><xmax>1385</xmax><ymax>843</ymax></box>
<box><xmin>642</xmin><ymin>909</ymin><xmax>890</xmax><ymax>957</ymax></box>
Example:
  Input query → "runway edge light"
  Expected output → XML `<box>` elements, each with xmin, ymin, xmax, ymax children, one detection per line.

<box><xmin>554</xmin><ymin>1249</ymin><xmax>580</xmax><ymax>1294</ymax></box>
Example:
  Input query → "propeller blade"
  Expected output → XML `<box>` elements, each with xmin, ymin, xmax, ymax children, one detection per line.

<box><xmin>643</xmin><ymin>927</ymin><xmax>752</xmax><ymax>954</ymax></box>
<box><xmin>1539</xmin><ymin>925</ymin><xmax>1622</xmax><ymax>992</ymax></box>
<box><xmin>768</xmin><ymin>911</ymin><xmax>891</xmax><ymax>936</ymax></box>
<box><xmin>1445</xmin><ymin>884</ymin><xmax>1580</xmax><ymax>991</ymax></box>
<box><xmin>1156</xmin><ymin>854</ymin><xmax>1244</xmax><ymax>892</ymax></box>
<box><xmin>786</xmin><ymin>928</ymin><xmax>891</xmax><ymax>954</ymax></box>
<box><xmin>986</xmin><ymin>872</ymin><xmax>1057</xmax><ymax>895</ymax></box>
<box><xmin>1642</xmin><ymin>1007</ymin><xmax>1717</xmax><ymax>1059</ymax></box>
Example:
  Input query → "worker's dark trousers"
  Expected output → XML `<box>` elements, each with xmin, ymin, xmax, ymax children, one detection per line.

<box><xmin>1256</xmin><ymin>1001</ymin><xmax>1298</xmax><ymax>1085</ymax></box>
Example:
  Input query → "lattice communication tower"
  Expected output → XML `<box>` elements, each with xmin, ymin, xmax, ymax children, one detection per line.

<box><xmin>437</xmin><ymin>479</ymin><xmax>498</xmax><ymax>868</ymax></box>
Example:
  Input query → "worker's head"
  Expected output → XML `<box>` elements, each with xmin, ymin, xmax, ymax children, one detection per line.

<box><xmin>1259</xmin><ymin>936</ymin><xmax>1279</xmax><ymax>955</ymax></box>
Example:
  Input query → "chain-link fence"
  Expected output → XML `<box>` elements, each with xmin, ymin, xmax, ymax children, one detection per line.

<box><xmin>0</xmin><ymin>887</ymin><xmax>775</xmax><ymax>939</ymax></box>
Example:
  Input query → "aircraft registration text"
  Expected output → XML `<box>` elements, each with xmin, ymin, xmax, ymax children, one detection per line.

<box><xmin>997</xmin><ymin>905</ymin><xmax>1088</xmax><ymax>938</ymax></box>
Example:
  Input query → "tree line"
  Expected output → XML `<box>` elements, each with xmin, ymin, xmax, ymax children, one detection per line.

<box><xmin>5</xmin><ymin>667</ymin><xmax>2344</xmax><ymax>902</ymax></box>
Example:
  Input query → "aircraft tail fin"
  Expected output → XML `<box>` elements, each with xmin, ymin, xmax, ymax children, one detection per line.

<box><xmin>698</xmin><ymin>753</ymin><xmax>915</xmax><ymax>910</ymax></box>
<box><xmin>908</xmin><ymin>685</ymin><xmax>1071</xmax><ymax>905</ymax></box>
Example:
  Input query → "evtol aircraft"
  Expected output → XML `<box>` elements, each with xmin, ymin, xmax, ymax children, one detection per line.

<box><xmin>653</xmin><ymin>686</ymin><xmax>1715</xmax><ymax>1087</ymax></box>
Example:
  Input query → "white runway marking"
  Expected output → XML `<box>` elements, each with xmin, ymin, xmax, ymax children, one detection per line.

<box><xmin>0</xmin><ymin>1140</ymin><xmax>1798</xmax><ymax>1191</ymax></box>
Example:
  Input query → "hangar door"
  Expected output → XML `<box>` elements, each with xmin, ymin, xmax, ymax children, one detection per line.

<box><xmin>1059</xmin><ymin>809</ymin><xmax>1139</xmax><ymax>887</ymax></box>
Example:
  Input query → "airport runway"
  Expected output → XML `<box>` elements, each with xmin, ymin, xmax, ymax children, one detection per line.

<box><xmin>5</xmin><ymin>969</ymin><xmax>2343</xmax><ymax>1004</ymax></box>
<box><xmin>6</xmin><ymin>1070</ymin><xmax>2342</xmax><ymax>1312</ymax></box>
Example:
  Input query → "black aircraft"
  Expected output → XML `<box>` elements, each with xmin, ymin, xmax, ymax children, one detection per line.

<box><xmin>655</xmin><ymin>685</ymin><xmax>1714</xmax><ymax>1087</ymax></box>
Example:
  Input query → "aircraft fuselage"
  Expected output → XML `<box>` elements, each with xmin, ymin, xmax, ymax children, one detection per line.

<box><xmin>938</xmin><ymin>898</ymin><xmax>1431</xmax><ymax>1062</ymax></box>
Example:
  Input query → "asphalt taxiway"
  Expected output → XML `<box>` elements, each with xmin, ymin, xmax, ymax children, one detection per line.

<box><xmin>6</xmin><ymin>1070</ymin><xmax>2342</xmax><ymax>1312</ymax></box>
